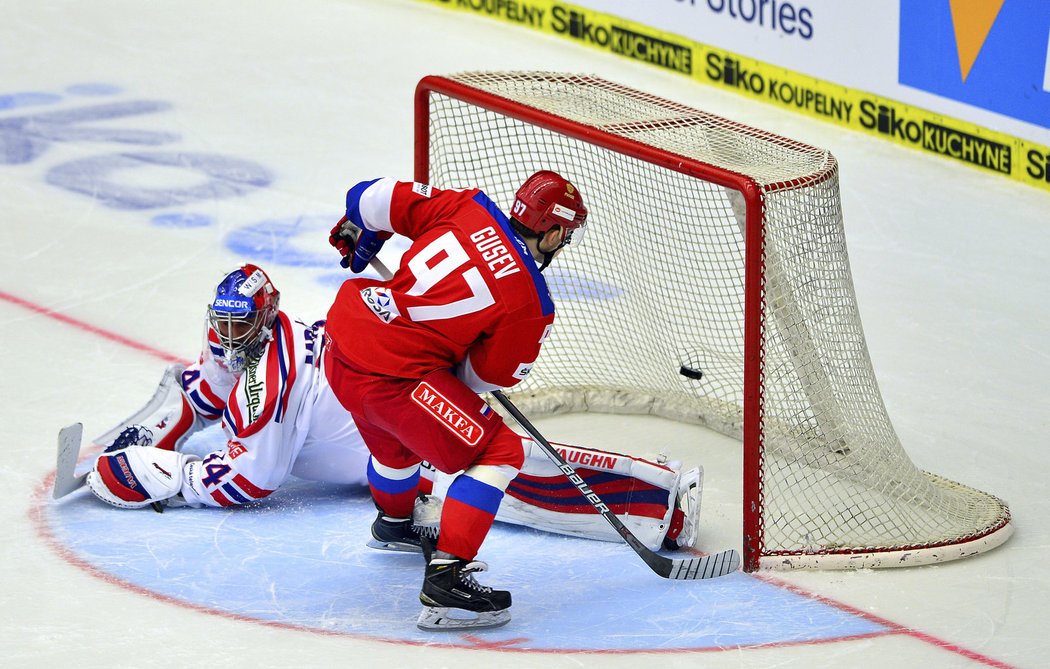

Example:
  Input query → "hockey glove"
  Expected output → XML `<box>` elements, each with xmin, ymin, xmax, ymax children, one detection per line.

<box><xmin>329</xmin><ymin>216</ymin><xmax>391</xmax><ymax>273</ymax></box>
<box><xmin>87</xmin><ymin>446</ymin><xmax>199</xmax><ymax>510</ymax></box>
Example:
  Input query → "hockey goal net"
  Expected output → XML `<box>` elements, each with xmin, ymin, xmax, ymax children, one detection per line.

<box><xmin>414</xmin><ymin>72</ymin><xmax>1012</xmax><ymax>572</ymax></box>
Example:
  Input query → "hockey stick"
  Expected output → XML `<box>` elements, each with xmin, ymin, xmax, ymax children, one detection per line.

<box><xmin>490</xmin><ymin>390</ymin><xmax>740</xmax><ymax>580</ymax></box>
<box><xmin>353</xmin><ymin>243</ymin><xmax>739</xmax><ymax>578</ymax></box>
<box><xmin>52</xmin><ymin>423</ymin><xmax>164</xmax><ymax>512</ymax></box>
<box><xmin>53</xmin><ymin>423</ymin><xmax>88</xmax><ymax>499</ymax></box>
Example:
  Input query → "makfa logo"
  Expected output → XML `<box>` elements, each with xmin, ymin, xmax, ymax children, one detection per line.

<box><xmin>411</xmin><ymin>382</ymin><xmax>484</xmax><ymax>446</ymax></box>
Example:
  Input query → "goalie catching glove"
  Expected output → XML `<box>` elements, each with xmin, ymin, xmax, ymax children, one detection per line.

<box><xmin>87</xmin><ymin>427</ymin><xmax>200</xmax><ymax>509</ymax></box>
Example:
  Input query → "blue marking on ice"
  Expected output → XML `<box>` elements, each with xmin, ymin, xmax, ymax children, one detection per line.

<box><xmin>65</xmin><ymin>83</ymin><xmax>123</xmax><ymax>96</ymax></box>
<box><xmin>45</xmin><ymin>430</ymin><xmax>887</xmax><ymax>651</ymax></box>
<box><xmin>151</xmin><ymin>212</ymin><xmax>214</xmax><ymax>228</ymax></box>
<box><xmin>0</xmin><ymin>91</ymin><xmax>64</xmax><ymax>110</ymax></box>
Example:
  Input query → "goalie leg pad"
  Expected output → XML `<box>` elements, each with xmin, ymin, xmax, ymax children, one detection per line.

<box><xmin>664</xmin><ymin>466</ymin><xmax>703</xmax><ymax>550</ymax></box>
<box><xmin>497</xmin><ymin>440</ymin><xmax>686</xmax><ymax>551</ymax></box>
<box><xmin>92</xmin><ymin>364</ymin><xmax>203</xmax><ymax>452</ymax></box>
<box><xmin>87</xmin><ymin>446</ymin><xmax>198</xmax><ymax>509</ymax></box>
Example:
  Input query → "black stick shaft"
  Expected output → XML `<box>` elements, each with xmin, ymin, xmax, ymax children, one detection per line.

<box><xmin>490</xmin><ymin>390</ymin><xmax>740</xmax><ymax>580</ymax></box>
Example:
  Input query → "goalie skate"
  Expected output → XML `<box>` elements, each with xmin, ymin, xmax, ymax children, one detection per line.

<box><xmin>417</xmin><ymin>558</ymin><xmax>511</xmax><ymax>631</ymax></box>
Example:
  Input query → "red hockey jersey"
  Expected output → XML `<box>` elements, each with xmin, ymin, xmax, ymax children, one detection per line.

<box><xmin>326</xmin><ymin>178</ymin><xmax>555</xmax><ymax>390</ymax></box>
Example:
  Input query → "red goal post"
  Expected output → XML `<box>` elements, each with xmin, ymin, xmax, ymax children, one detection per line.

<box><xmin>413</xmin><ymin>72</ymin><xmax>1012</xmax><ymax>572</ymax></box>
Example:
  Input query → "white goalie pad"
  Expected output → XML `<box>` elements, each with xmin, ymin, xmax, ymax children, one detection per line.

<box><xmin>424</xmin><ymin>440</ymin><xmax>702</xmax><ymax>551</ymax></box>
<box><xmin>92</xmin><ymin>364</ymin><xmax>204</xmax><ymax>452</ymax></box>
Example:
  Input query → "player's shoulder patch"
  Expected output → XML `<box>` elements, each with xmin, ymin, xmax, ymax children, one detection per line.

<box><xmin>412</xmin><ymin>182</ymin><xmax>434</xmax><ymax>198</ymax></box>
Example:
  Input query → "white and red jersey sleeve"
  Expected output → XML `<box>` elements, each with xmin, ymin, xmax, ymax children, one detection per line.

<box><xmin>178</xmin><ymin>314</ymin><xmax>327</xmax><ymax>507</ymax></box>
<box><xmin>326</xmin><ymin>178</ymin><xmax>556</xmax><ymax>388</ymax></box>
<box><xmin>179</xmin><ymin>328</ymin><xmax>238</xmax><ymax>421</ymax></box>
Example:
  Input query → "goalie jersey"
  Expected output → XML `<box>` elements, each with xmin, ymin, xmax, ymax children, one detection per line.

<box><xmin>176</xmin><ymin>314</ymin><xmax>367</xmax><ymax>507</ymax></box>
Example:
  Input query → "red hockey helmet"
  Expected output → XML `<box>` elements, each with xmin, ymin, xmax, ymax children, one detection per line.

<box><xmin>510</xmin><ymin>171</ymin><xmax>588</xmax><ymax>238</ymax></box>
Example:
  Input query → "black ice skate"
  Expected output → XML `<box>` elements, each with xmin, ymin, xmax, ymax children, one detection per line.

<box><xmin>367</xmin><ymin>513</ymin><xmax>436</xmax><ymax>553</ymax></box>
<box><xmin>417</xmin><ymin>558</ymin><xmax>511</xmax><ymax>631</ymax></box>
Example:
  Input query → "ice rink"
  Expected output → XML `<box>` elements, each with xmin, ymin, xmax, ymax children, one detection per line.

<box><xmin>2</xmin><ymin>1</ymin><xmax>1048</xmax><ymax>667</ymax></box>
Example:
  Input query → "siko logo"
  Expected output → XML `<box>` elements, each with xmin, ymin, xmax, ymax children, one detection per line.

<box><xmin>899</xmin><ymin>1</ymin><xmax>1050</xmax><ymax>129</ymax></box>
<box><xmin>706</xmin><ymin>54</ymin><xmax>765</xmax><ymax>95</ymax></box>
<box><xmin>1027</xmin><ymin>148</ymin><xmax>1050</xmax><ymax>182</ymax></box>
<box><xmin>549</xmin><ymin>6</ymin><xmax>692</xmax><ymax>73</ymax></box>
<box><xmin>858</xmin><ymin>99</ymin><xmax>1012</xmax><ymax>174</ymax></box>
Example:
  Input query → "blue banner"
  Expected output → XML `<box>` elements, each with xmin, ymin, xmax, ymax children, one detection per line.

<box><xmin>899</xmin><ymin>0</ymin><xmax>1050</xmax><ymax>130</ymax></box>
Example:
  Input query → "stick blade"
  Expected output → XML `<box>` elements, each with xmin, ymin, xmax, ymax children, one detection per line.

<box><xmin>662</xmin><ymin>548</ymin><xmax>741</xmax><ymax>580</ymax></box>
<box><xmin>53</xmin><ymin>423</ymin><xmax>87</xmax><ymax>499</ymax></box>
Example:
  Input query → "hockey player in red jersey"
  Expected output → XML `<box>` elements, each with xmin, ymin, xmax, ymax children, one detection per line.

<box><xmin>80</xmin><ymin>261</ymin><xmax>703</xmax><ymax>629</ymax></box>
<box><xmin>82</xmin><ymin>264</ymin><xmax>700</xmax><ymax>552</ymax></box>
<box><xmin>326</xmin><ymin>172</ymin><xmax>588</xmax><ymax>630</ymax></box>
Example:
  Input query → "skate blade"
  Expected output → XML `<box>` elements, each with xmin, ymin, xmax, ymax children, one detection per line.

<box><xmin>366</xmin><ymin>538</ymin><xmax>422</xmax><ymax>553</ymax></box>
<box><xmin>416</xmin><ymin>606</ymin><xmax>511</xmax><ymax>631</ymax></box>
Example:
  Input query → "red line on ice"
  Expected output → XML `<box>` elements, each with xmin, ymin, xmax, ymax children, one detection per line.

<box><xmin>18</xmin><ymin>288</ymin><xmax>1017</xmax><ymax>666</ymax></box>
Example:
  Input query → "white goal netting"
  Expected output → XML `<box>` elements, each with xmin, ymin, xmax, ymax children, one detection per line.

<box><xmin>416</xmin><ymin>71</ymin><xmax>1012</xmax><ymax>570</ymax></box>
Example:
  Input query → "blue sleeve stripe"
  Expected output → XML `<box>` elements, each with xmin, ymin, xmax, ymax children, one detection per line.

<box><xmin>446</xmin><ymin>474</ymin><xmax>504</xmax><ymax>516</ymax></box>
<box><xmin>345</xmin><ymin>178</ymin><xmax>382</xmax><ymax>228</ymax></box>
<box><xmin>189</xmin><ymin>390</ymin><xmax>221</xmax><ymax>417</ymax></box>
<box><xmin>272</xmin><ymin>322</ymin><xmax>289</xmax><ymax>424</ymax></box>
<box><xmin>221</xmin><ymin>483</ymin><xmax>250</xmax><ymax>504</ymax></box>
<box><xmin>366</xmin><ymin>459</ymin><xmax>420</xmax><ymax>495</ymax></box>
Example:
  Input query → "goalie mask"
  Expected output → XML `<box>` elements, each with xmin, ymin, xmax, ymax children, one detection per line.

<box><xmin>207</xmin><ymin>264</ymin><xmax>280</xmax><ymax>372</ymax></box>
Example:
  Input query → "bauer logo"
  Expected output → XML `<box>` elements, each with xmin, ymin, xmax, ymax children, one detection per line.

<box><xmin>549</xmin><ymin>6</ymin><xmax>692</xmax><ymax>74</ymax></box>
<box><xmin>411</xmin><ymin>382</ymin><xmax>484</xmax><ymax>447</ymax></box>
<box><xmin>899</xmin><ymin>1</ymin><xmax>1050</xmax><ymax>130</ymax></box>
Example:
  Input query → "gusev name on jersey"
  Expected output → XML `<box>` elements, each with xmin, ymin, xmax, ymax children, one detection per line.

<box><xmin>326</xmin><ymin>178</ymin><xmax>555</xmax><ymax>392</ymax></box>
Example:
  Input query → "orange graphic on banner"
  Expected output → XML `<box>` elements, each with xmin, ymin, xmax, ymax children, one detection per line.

<box><xmin>949</xmin><ymin>0</ymin><xmax>1006</xmax><ymax>81</ymax></box>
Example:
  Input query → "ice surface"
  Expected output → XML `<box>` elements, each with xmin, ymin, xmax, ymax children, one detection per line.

<box><xmin>2</xmin><ymin>1</ymin><xmax>1048</xmax><ymax>667</ymax></box>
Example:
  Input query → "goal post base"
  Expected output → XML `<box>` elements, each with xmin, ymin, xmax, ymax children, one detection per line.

<box><xmin>760</xmin><ymin>520</ymin><xmax>1014</xmax><ymax>571</ymax></box>
<box><xmin>417</xmin><ymin>70</ymin><xmax>1013</xmax><ymax>574</ymax></box>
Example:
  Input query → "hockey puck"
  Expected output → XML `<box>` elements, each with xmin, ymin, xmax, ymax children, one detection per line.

<box><xmin>679</xmin><ymin>365</ymin><xmax>703</xmax><ymax>380</ymax></box>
